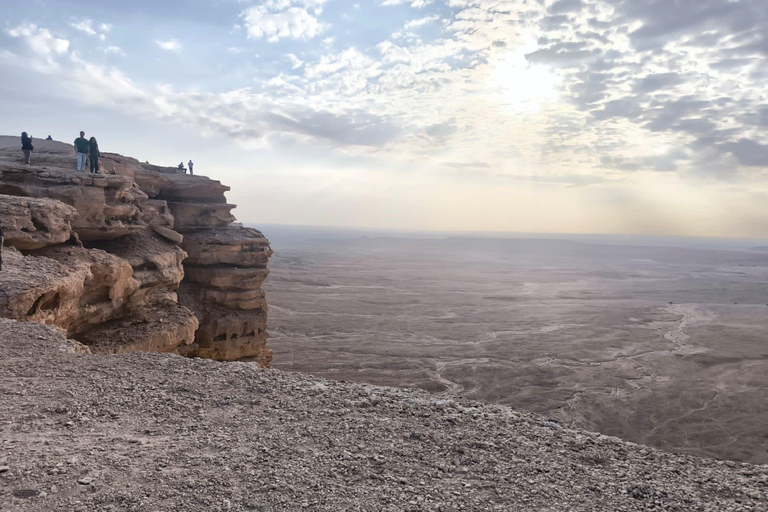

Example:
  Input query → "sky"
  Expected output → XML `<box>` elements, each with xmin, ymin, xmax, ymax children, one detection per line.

<box><xmin>0</xmin><ymin>0</ymin><xmax>767</xmax><ymax>237</ymax></box>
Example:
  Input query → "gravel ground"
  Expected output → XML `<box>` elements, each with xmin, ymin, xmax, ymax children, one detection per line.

<box><xmin>1</xmin><ymin>319</ymin><xmax>766</xmax><ymax>511</ymax></box>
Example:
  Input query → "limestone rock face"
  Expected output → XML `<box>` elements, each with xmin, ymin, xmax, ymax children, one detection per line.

<box><xmin>182</xmin><ymin>227</ymin><xmax>273</xmax><ymax>267</ymax></box>
<box><xmin>0</xmin><ymin>245</ymin><xmax>139</xmax><ymax>335</ymax></box>
<box><xmin>168</xmin><ymin>201</ymin><xmax>236</xmax><ymax>230</ymax></box>
<box><xmin>0</xmin><ymin>165</ymin><xmax>145</xmax><ymax>241</ymax></box>
<box><xmin>177</xmin><ymin>285</ymin><xmax>270</xmax><ymax>364</ymax></box>
<box><xmin>0</xmin><ymin>194</ymin><xmax>77</xmax><ymax>250</ymax></box>
<box><xmin>0</xmin><ymin>136</ymin><xmax>272</xmax><ymax>364</ymax></box>
<box><xmin>77</xmin><ymin>298</ymin><xmax>199</xmax><ymax>355</ymax></box>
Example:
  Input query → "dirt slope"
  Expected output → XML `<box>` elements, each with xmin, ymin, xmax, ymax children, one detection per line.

<box><xmin>0</xmin><ymin>319</ymin><xmax>765</xmax><ymax>511</ymax></box>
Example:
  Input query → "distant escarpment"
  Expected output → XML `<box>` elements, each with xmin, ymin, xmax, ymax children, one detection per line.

<box><xmin>0</xmin><ymin>136</ymin><xmax>272</xmax><ymax>365</ymax></box>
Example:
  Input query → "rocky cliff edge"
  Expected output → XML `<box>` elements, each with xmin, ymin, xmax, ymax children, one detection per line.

<box><xmin>0</xmin><ymin>136</ymin><xmax>272</xmax><ymax>365</ymax></box>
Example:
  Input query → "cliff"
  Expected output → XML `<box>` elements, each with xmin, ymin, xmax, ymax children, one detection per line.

<box><xmin>0</xmin><ymin>136</ymin><xmax>272</xmax><ymax>365</ymax></box>
<box><xmin>1</xmin><ymin>318</ymin><xmax>766</xmax><ymax>511</ymax></box>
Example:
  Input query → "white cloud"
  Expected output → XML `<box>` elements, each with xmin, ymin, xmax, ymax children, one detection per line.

<box><xmin>240</xmin><ymin>0</ymin><xmax>328</xmax><ymax>42</ymax></box>
<box><xmin>156</xmin><ymin>39</ymin><xmax>183</xmax><ymax>51</ymax></box>
<box><xmin>404</xmin><ymin>15</ymin><xmax>440</xmax><ymax>30</ymax></box>
<box><xmin>7</xmin><ymin>24</ymin><xmax>69</xmax><ymax>57</ymax></box>
<box><xmin>286</xmin><ymin>53</ymin><xmax>304</xmax><ymax>69</ymax></box>
<box><xmin>104</xmin><ymin>46</ymin><xmax>124</xmax><ymax>55</ymax></box>
<box><xmin>71</xmin><ymin>19</ymin><xmax>97</xmax><ymax>36</ymax></box>
<box><xmin>6</xmin><ymin>0</ymin><xmax>768</xmax><ymax>189</ymax></box>
<box><xmin>381</xmin><ymin>0</ymin><xmax>434</xmax><ymax>7</ymax></box>
<box><xmin>71</xmin><ymin>19</ymin><xmax>112</xmax><ymax>41</ymax></box>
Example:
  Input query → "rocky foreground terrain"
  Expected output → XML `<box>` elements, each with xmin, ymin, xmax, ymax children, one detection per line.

<box><xmin>1</xmin><ymin>319</ymin><xmax>767</xmax><ymax>511</ymax></box>
<box><xmin>0</xmin><ymin>136</ymin><xmax>272</xmax><ymax>364</ymax></box>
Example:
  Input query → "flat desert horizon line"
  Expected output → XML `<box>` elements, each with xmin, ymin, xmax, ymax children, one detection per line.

<box><xmin>252</xmin><ymin>223</ymin><xmax>768</xmax><ymax>251</ymax></box>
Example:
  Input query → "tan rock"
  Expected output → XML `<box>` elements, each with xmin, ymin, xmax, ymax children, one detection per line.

<box><xmin>143</xmin><ymin>199</ymin><xmax>176</xmax><ymax>230</ymax></box>
<box><xmin>0</xmin><ymin>166</ymin><xmax>145</xmax><ymax>241</ymax></box>
<box><xmin>0</xmin><ymin>140</ymin><xmax>273</xmax><ymax>366</ymax></box>
<box><xmin>78</xmin><ymin>299</ymin><xmax>199</xmax><ymax>354</ymax></box>
<box><xmin>182</xmin><ymin>227</ymin><xmax>272</xmax><ymax>267</ymax></box>
<box><xmin>134</xmin><ymin>165</ymin><xmax>229</xmax><ymax>203</ymax></box>
<box><xmin>0</xmin><ymin>194</ymin><xmax>77</xmax><ymax>250</ymax></box>
<box><xmin>184</xmin><ymin>266</ymin><xmax>269</xmax><ymax>290</ymax></box>
<box><xmin>177</xmin><ymin>285</ymin><xmax>271</xmax><ymax>364</ymax></box>
<box><xmin>150</xmin><ymin>223</ymin><xmax>184</xmax><ymax>244</ymax></box>
<box><xmin>188</xmin><ymin>286</ymin><xmax>267</xmax><ymax>310</ymax></box>
<box><xmin>87</xmin><ymin>230</ymin><xmax>186</xmax><ymax>300</ymax></box>
<box><xmin>0</xmin><ymin>246</ymin><xmax>139</xmax><ymax>335</ymax></box>
<box><xmin>168</xmin><ymin>201</ymin><xmax>236</xmax><ymax>231</ymax></box>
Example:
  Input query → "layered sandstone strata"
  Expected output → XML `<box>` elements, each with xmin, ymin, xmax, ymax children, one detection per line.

<box><xmin>132</xmin><ymin>161</ymin><xmax>273</xmax><ymax>364</ymax></box>
<box><xmin>0</xmin><ymin>136</ymin><xmax>271</xmax><ymax>364</ymax></box>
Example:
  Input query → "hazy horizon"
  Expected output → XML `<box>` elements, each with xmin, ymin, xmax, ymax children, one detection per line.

<box><xmin>256</xmin><ymin>223</ymin><xmax>768</xmax><ymax>252</ymax></box>
<box><xmin>2</xmin><ymin>0</ymin><xmax>767</xmax><ymax>237</ymax></box>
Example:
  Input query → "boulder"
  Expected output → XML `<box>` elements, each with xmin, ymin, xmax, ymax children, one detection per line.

<box><xmin>0</xmin><ymin>246</ymin><xmax>139</xmax><ymax>335</ymax></box>
<box><xmin>168</xmin><ymin>202</ymin><xmax>236</xmax><ymax>231</ymax></box>
<box><xmin>141</xmin><ymin>199</ymin><xmax>176</xmax><ymax>231</ymax></box>
<box><xmin>77</xmin><ymin>299</ymin><xmax>199</xmax><ymax>354</ymax></box>
<box><xmin>134</xmin><ymin>166</ymin><xmax>229</xmax><ymax>203</ymax></box>
<box><xmin>182</xmin><ymin>227</ymin><xmax>272</xmax><ymax>267</ymax></box>
<box><xmin>0</xmin><ymin>194</ymin><xmax>77</xmax><ymax>250</ymax></box>
<box><xmin>151</xmin><ymin>223</ymin><xmax>184</xmax><ymax>244</ymax></box>
<box><xmin>87</xmin><ymin>230</ymin><xmax>186</xmax><ymax>301</ymax></box>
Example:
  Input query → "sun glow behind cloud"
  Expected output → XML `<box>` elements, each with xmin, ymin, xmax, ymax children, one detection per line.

<box><xmin>489</xmin><ymin>51</ymin><xmax>560</xmax><ymax>114</ymax></box>
<box><xmin>1</xmin><ymin>0</ymin><xmax>768</xmax><ymax>237</ymax></box>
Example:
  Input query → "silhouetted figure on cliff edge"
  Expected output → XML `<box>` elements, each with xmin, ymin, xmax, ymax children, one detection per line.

<box><xmin>0</xmin><ymin>222</ymin><xmax>5</xmax><ymax>271</ymax></box>
<box><xmin>178</xmin><ymin>162</ymin><xmax>187</xmax><ymax>173</ymax></box>
<box><xmin>45</xmin><ymin>135</ymin><xmax>52</xmax><ymax>141</ymax></box>
<box><xmin>74</xmin><ymin>131</ymin><xmax>89</xmax><ymax>172</ymax></box>
<box><xmin>89</xmin><ymin>137</ymin><xmax>101</xmax><ymax>173</ymax></box>
<box><xmin>21</xmin><ymin>132</ymin><xmax>33</xmax><ymax>166</ymax></box>
<box><xmin>188</xmin><ymin>160</ymin><xmax>194</xmax><ymax>175</ymax></box>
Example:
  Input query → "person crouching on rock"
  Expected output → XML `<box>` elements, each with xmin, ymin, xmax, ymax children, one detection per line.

<box><xmin>89</xmin><ymin>137</ymin><xmax>101</xmax><ymax>173</ymax></box>
<box><xmin>0</xmin><ymin>221</ymin><xmax>5</xmax><ymax>271</ymax></box>
<box><xmin>74</xmin><ymin>131</ymin><xmax>89</xmax><ymax>172</ymax></box>
<box><xmin>21</xmin><ymin>132</ymin><xmax>33</xmax><ymax>166</ymax></box>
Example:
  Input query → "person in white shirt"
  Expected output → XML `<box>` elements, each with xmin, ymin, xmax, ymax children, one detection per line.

<box><xmin>188</xmin><ymin>160</ymin><xmax>194</xmax><ymax>175</ymax></box>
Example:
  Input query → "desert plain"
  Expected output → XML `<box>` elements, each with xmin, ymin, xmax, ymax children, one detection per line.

<box><xmin>264</xmin><ymin>227</ymin><xmax>768</xmax><ymax>465</ymax></box>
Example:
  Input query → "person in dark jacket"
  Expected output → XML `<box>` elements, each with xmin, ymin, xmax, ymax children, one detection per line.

<box><xmin>74</xmin><ymin>131</ymin><xmax>89</xmax><ymax>171</ymax></box>
<box><xmin>88</xmin><ymin>137</ymin><xmax>101</xmax><ymax>173</ymax></box>
<box><xmin>21</xmin><ymin>132</ymin><xmax>33</xmax><ymax>166</ymax></box>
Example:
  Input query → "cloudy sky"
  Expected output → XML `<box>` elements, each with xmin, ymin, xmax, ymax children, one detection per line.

<box><xmin>1</xmin><ymin>0</ymin><xmax>767</xmax><ymax>237</ymax></box>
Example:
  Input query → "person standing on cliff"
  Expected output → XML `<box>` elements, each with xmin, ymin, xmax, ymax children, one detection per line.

<box><xmin>21</xmin><ymin>132</ymin><xmax>33</xmax><ymax>166</ymax></box>
<box><xmin>74</xmin><ymin>131</ymin><xmax>89</xmax><ymax>172</ymax></box>
<box><xmin>89</xmin><ymin>137</ymin><xmax>101</xmax><ymax>174</ymax></box>
<box><xmin>188</xmin><ymin>160</ymin><xmax>194</xmax><ymax>175</ymax></box>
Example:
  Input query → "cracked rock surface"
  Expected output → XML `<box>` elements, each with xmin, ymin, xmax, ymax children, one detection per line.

<box><xmin>1</xmin><ymin>319</ymin><xmax>766</xmax><ymax>512</ymax></box>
